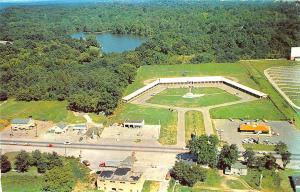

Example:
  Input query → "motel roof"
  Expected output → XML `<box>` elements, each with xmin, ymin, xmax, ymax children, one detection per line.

<box><xmin>239</xmin><ymin>123</ymin><xmax>270</xmax><ymax>132</ymax></box>
<box><xmin>122</xmin><ymin>76</ymin><xmax>268</xmax><ymax>102</ymax></box>
<box><xmin>291</xmin><ymin>47</ymin><xmax>300</xmax><ymax>58</ymax></box>
<box><xmin>124</xmin><ymin>120</ymin><xmax>144</xmax><ymax>124</ymax></box>
<box><xmin>11</xmin><ymin>118</ymin><xmax>32</xmax><ymax>124</ymax></box>
<box><xmin>292</xmin><ymin>175</ymin><xmax>300</xmax><ymax>187</ymax></box>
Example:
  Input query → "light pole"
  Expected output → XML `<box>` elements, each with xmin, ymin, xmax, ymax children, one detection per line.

<box><xmin>216</xmin><ymin>128</ymin><xmax>224</xmax><ymax>141</ymax></box>
<box><xmin>172</xmin><ymin>180</ymin><xmax>179</xmax><ymax>192</ymax></box>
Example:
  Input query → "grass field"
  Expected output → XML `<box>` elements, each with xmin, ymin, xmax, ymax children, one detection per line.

<box><xmin>242</xmin><ymin>169</ymin><xmax>300</xmax><ymax>192</ymax></box>
<box><xmin>185</xmin><ymin>111</ymin><xmax>205</xmax><ymax>142</ymax></box>
<box><xmin>243</xmin><ymin>144</ymin><xmax>275</xmax><ymax>151</ymax></box>
<box><xmin>110</xmin><ymin>103</ymin><xmax>177</xmax><ymax>145</ymax></box>
<box><xmin>0</xmin><ymin>100</ymin><xmax>85</xmax><ymax>123</ymax></box>
<box><xmin>147</xmin><ymin>88</ymin><xmax>240</xmax><ymax>108</ymax></box>
<box><xmin>142</xmin><ymin>180</ymin><xmax>160</xmax><ymax>192</ymax></box>
<box><xmin>125</xmin><ymin>60</ymin><xmax>300</xmax><ymax>128</ymax></box>
<box><xmin>226</xmin><ymin>180</ymin><xmax>247</xmax><ymax>190</ymax></box>
<box><xmin>210</xmin><ymin>99</ymin><xmax>285</xmax><ymax>120</ymax></box>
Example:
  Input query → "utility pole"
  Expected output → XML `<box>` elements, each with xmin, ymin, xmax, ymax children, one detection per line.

<box><xmin>35</xmin><ymin>123</ymin><xmax>38</xmax><ymax>137</ymax></box>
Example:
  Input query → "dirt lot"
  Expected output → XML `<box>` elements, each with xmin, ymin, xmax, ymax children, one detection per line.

<box><xmin>100</xmin><ymin>125</ymin><xmax>160</xmax><ymax>141</ymax></box>
<box><xmin>0</xmin><ymin>120</ymin><xmax>53</xmax><ymax>140</ymax></box>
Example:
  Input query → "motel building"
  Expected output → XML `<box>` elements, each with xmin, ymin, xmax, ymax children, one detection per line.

<box><xmin>97</xmin><ymin>155</ymin><xmax>145</xmax><ymax>192</ymax></box>
<box><xmin>239</xmin><ymin>123</ymin><xmax>270</xmax><ymax>134</ymax></box>
<box><xmin>11</xmin><ymin>118</ymin><xmax>35</xmax><ymax>130</ymax></box>
<box><xmin>291</xmin><ymin>47</ymin><xmax>300</xmax><ymax>61</ymax></box>
<box><xmin>123</xmin><ymin>120</ymin><xmax>145</xmax><ymax>128</ymax></box>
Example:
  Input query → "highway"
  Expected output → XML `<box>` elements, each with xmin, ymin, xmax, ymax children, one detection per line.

<box><xmin>0</xmin><ymin>139</ymin><xmax>186</xmax><ymax>154</ymax></box>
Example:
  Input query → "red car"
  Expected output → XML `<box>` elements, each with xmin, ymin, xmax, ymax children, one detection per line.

<box><xmin>48</xmin><ymin>144</ymin><xmax>53</xmax><ymax>147</ymax></box>
<box><xmin>82</xmin><ymin>160</ymin><xmax>90</xmax><ymax>166</ymax></box>
<box><xmin>99</xmin><ymin>162</ymin><xmax>106</xmax><ymax>167</ymax></box>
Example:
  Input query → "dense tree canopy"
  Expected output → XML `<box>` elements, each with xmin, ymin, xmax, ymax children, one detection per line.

<box><xmin>0</xmin><ymin>1</ymin><xmax>299</xmax><ymax>113</ymax></box>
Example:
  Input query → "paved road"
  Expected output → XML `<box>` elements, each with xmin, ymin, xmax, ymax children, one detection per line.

<box><xmin>0</xmin><ymin>140</ymin><xmax>186</xmax><ymax>154</ymax></box>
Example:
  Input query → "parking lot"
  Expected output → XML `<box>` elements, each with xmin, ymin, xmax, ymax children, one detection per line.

<box><xmin>214</xmin><ymin>119</ymin><xmax>300</xmax><ymax>169</ymax></box>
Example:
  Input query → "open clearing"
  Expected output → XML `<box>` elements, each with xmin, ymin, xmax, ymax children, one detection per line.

<box><xmin>185</xmin><ymin>111</ymin><xmax>205</xmax><ymax>142</ymax></box>
<box><xmin>110</xmin><ymin>103</ymin><xmax>177</xmax><ymax>145</ymax></box>
<box><xmin>147</xmin><ymin>87</ymin><xmax>240</xmax><ymax>108</ymax></box>
<box><xmin>0</xmin><ymin>100</ymin><xmax>85</xmax><ymax>123</ymax></box>
<box><xmin>210</xmin><ymin>99</ymin><xmax>285</xmax><ymax>120</ymax></box>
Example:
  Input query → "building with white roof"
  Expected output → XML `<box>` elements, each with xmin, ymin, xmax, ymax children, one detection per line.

<box><xmin>122</xmin><ymin>76</ymin><xmax>267</xmax><ymax>102</ymax></box>
<box><xmin>291</xmin><ymin>47</ymin><xmax>300</xmax><ymax>61</ymax></box>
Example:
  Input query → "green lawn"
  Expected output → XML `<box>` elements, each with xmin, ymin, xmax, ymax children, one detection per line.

<box><xmin>142</xmin><ymin>180</ymin><xmax>160</xmax><ymax>192</ymax></box>
<box><xmin>226</xmin><ymin>180</ymin><xmax>247</xmax><ymax>190</ymax></box>
<box><xmin>185</xmin><ymin>111</ymin><xmax>205</xmax><ymax>142</ymax></box>
<box><xmin>242</xmin><ymin>169</ymin><xmax>300</xmax><ymax>192</ymax></box>
<box><xmin>243</xmin><ymin>144</ymin><xmax>275</xmax><ymax>151</ymax></box>
<box><xmin>110</xmin><ymin>103</ymin><xmax>177</xmax><ymax>145</ymax></box>
<box><xmin>147</xmin><ymin>88</ymin><xmax>240</xmax><ymax>108</ymax></box>
<box><xmin>210</xmin><ymin>99</ymin><xmax>285</xmax><ymax>120</ymax></box>
<box><xmin>168</xmin><ymin>172</ymin><xmax>223</xmax><ymax>192</ymax></box>
<box><xmin>0</xmin><ymin>100</ymin><xmax>85</xmax><ymax>123</ymax></box>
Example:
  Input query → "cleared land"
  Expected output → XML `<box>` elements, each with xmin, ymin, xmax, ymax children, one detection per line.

<box><xmin>0</xmin><ymin>100</ymin><xmax>85</xmax><ymax>123</ymax></box>
<box><xmin>185</xmin><ymin>111</ymin><xmax>205</xmax><ymax>142</ymax></box>
<box><xmin>142</xmin><ymin>180</ymin><xmax>160</xmax><ymax>192</ymax></box>
<box><xmin>147</xmin><ymin>87</ymin><xmax>240</xmax><ymax>108</ymax></box>
<box><xmin>226</xmin><ymin>180</ymin><xmax>247</xmax><ymax>190</ymax></box>
<box><xmin>243</xmin><ymin>144</ymin><xmax>275</xmax><ymax>151</ymax></box>
<box><xmin>242</xmin><ymin>169</ymin><xmax>300</xmax><ymax>192</ymax></box>
<box><xmin>210</xmin><ymin>99</ymin><xmax>285</xmax><ymax>120</ymax></box>
<box><xmin>110</xmin><ymin>103</ymin><xmax>178</xmax><ymax>145</ymax></box>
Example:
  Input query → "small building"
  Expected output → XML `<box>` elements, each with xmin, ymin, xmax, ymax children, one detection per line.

<box><xmin>123</xmin><ymin>120</ymin><xmax>144</xmax><ymax>128</ymax></box>
<box><xmin>71</xmin><ymin>124</ymin><xmax>87</xmax><ymax>131</ymax></box>
<box><xmin>291</xmin><ymin>47</ymin><xmax>300</xmax><ymax>61</ymax></box>
<box><xmin>49</xmin><ymin>123</ymin><xmax>68</xmax><ymax>134</ymax></box>
<box><xmin>224</xmin><ymin>162</ymin><xmax>248</xmax><ymax>176</ymax></box>
<box><xmin>97</xmin><ymin>154</ymin><xmax>145</xmax><ymax>192</ymax></box>
<box><xmin>291</xmin><ymin>175</ymin><xmax>300</xmax><ymax>192</ymax></box>
<box><xmin>11</xmin><ymin>118</ymin><xmax>35</xmax><ymax>130</ymax></box>
<box><xmin>239</xmin><ymin>123</ymin><xmax>270</xmax><ymax>134</ymax></box>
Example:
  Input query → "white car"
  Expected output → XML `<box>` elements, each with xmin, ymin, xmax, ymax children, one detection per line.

<box><xmin>64</xmin><ymin>141</ymin><xmax>71</xmax><ymax>145</ymax></box>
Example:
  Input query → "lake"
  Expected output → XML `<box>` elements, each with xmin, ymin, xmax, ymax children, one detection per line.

<box><xmin>71</xmin><ymin>32</ymin><xmax>145</xmax><ymax>54</ymax></box>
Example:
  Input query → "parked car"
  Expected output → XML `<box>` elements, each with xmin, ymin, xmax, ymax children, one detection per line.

<box><xmin>99</xmin><ymin>161</ymin><xmax>106</xmax><ymax>167</ymax></box>
<box><xmin>229</xmin><ymin>118</ymin><xmax>234</xmax><ymax>122</ymax></box>
<box><xmin>64</xmin><ymin>141</ymin><xmax>71</xmax><ymax>145</ymax></box>
<box><xmin>82</xmin><ymin>160</ymin><xmax>90</xmax><ymax>166</ymax></box>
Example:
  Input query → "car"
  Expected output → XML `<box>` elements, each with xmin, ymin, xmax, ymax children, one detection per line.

<box><xmin>23</xmin><ymin>143</ymin><xmax>31</xmax><ymax>146</ymax></box>
<box><xmin>48</xmin><ymin>144</ymin><xmax>53</xmax><ymax>147</ymax></box>
<box><xmin>240</xmin><ymin>118</ymin><xmax>244</xmax><ymax>121</ymax></box>
<box><xmin>10</xmin><ymin>142</ymin><xmax>17</xmax><ymax>145</ymax></box>
<box><xmin>229</xmin><ymin>118</ymin><xmax>234</xmax><ymax>122</ymax></box>
<box><xmin>82</xmin><ymin>160</ymin><xmax>90</xmax><ymax>166</ymax></box>
<box><xmin>64</xmin><ymin>141</ymin><xmax>71</xmax><ymax>145</ymax></box>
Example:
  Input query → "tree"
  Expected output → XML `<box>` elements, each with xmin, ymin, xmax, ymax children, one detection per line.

<box><xmin>188</xmin><ymin>135</ymin><xmax>219</xmax><ymax>167</ymax></box>
<box><xmin>171</xmin><ymin>161</ymin><xmax>206</xmax><ymax>187</ymax></box>
<box><xmin>46</xmin><ymin>152</ymin><xmax>63</xmax><ymax>170</ymax></box>
<box><xmin>37</xmin><ymin>156</ymin><xmax>48</xmax><ymax>173</ymax></box>
<box><xmin>218</xmin><ymin>144</ymin><xmax>239</xmax><ymax>169</ymax></box>
<box><xmin>31</xmin><ymin>149</ymin><xmax>42</xmax><ymax>166</ymax></box>
<box><xmin>43</xmin><ymin>165</ymin><xmax>76</xmax><ymax>192</ymax></box>
<box><xmin>275</xmin><ymin>142</ymin><xmax>288</xmax><ymax>154</ymax></box>
<box><xmin>281</xmin><ymin>151</ymin><xmax>291</xmax><ymax>169</ymax></box>
<box><xmin>260</xmin><ymin>154</ymin><xmax>277</xmax><ymax>170</ymax></box>
<box><xmin>275</xmin><ymin>142</ymin><xmax>291</xmax><ymax>169</ymax></box>
<box><xmin>0</xmin><ymin>90</ymin><xmax>8</xmax><ymax>101</ymax></box>
<box><xmin>1</xmin><ymin>155</ymin><xmax>11</xmax><ymax>173</ymax></box>
<box><xmin>243</xmin><ymin>148</ymin><xmax>256</xmax><ymax>167</ymax></box>
<box><xmin>15</xmin><ymin>150</ymin><xmax>31</xmax><ymax>172</ymax></box>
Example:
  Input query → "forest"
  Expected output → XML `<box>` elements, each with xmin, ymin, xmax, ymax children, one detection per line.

<box><xmin>0</xmin><ymin>1</ymin><xmax>299</xmax><ymax>114</ymax></box>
